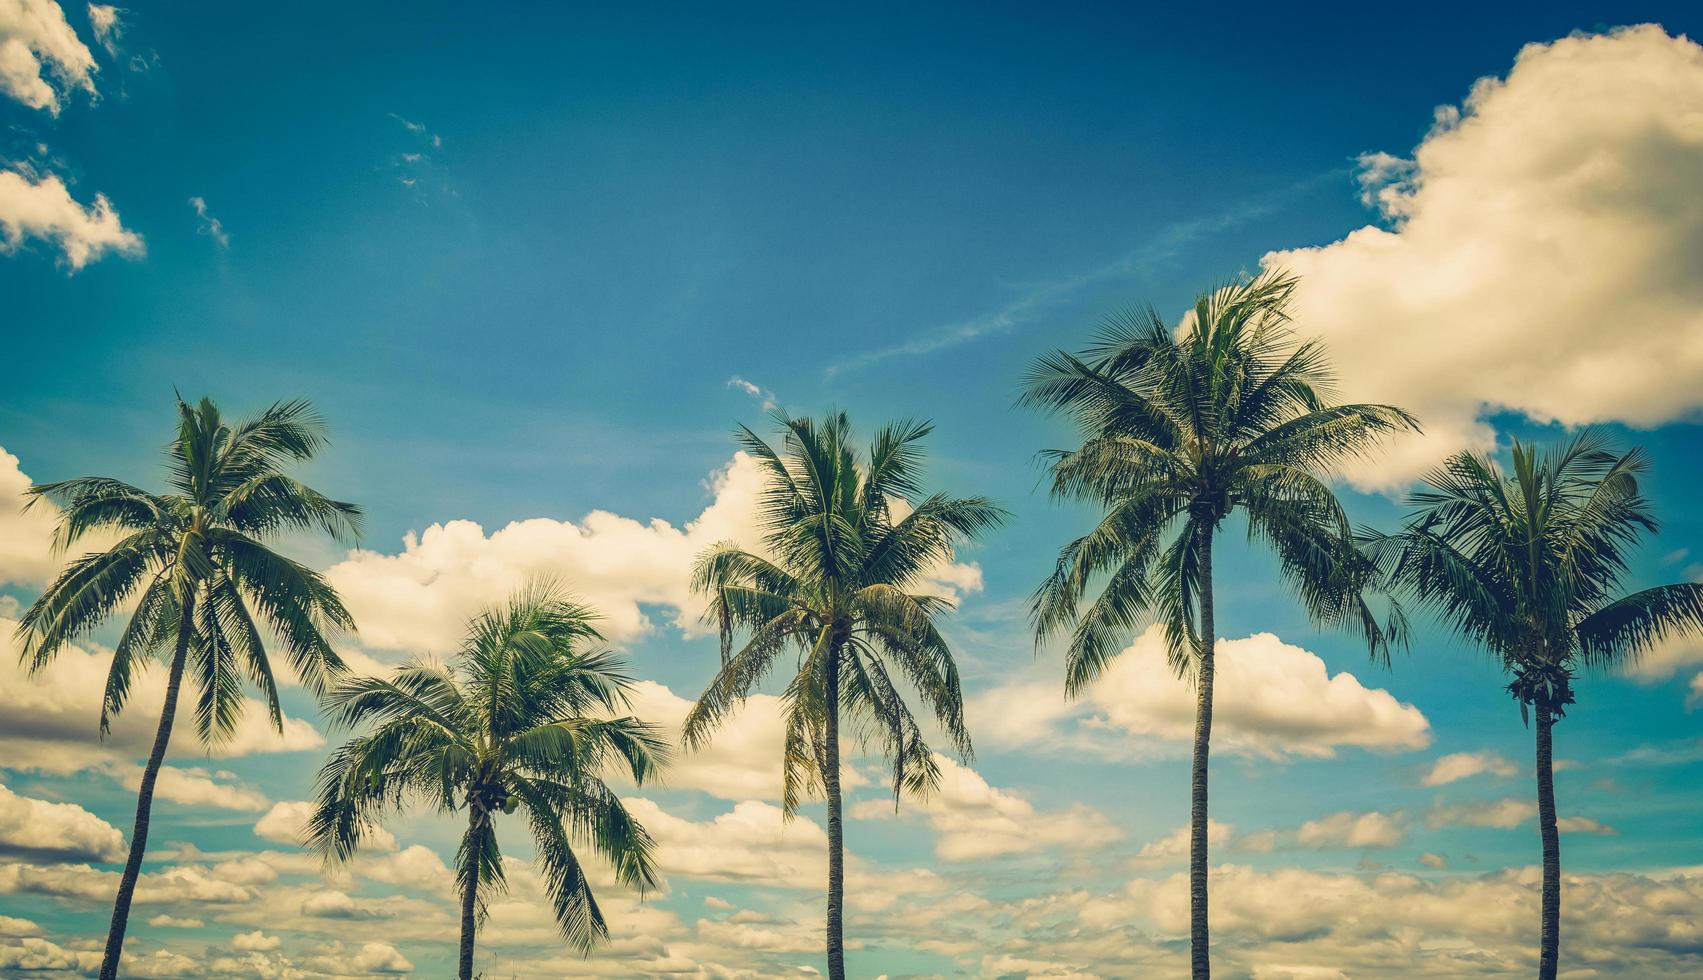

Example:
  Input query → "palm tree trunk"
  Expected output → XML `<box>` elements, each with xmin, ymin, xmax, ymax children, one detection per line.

<box><xmin>459</xmin><ymin>806</ymin><xmax>482</xmax><ymax>980</ymax></box>
<box><xmin>823</xmin><ymin>643</ymin><xmax>846</xmax><ymax>980</ymax></box>
<box><xmin>1189</xmin><ymin>522</ymin><xmax>1216</xmax><ymax>980</ymax></box>
<box><xmin>99</xmin><ymin>594</ymin><xmax>195</xmax><ymax>980</ymax></box>
<box><xmin>1535</xmin><ymin>705</ymin><xmax>1561</xmax><ymax>980</ymax></box>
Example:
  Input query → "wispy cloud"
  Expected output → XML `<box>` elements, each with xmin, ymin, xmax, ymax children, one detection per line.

<box><xmin>87</xmin><ymin>3</ymin><xmax>122</xmax><ymax>56</ymax></box>
<box><xmin>824</xmin><ymin>175</ymin><xmax>1334</xmax><ymax>378</ymax></box>
<box><xmin>727</xmin><ymin>376</ymin><xmax>778</xmax><ymax>411</ymax></box>
<box><xmin>188</xmin><ymin>195</ymin><xmax>228</xmax><ymax>248</ymax></box>
<box><xmin>387</xmin><ymin>113</ymin><xmax>451</xmax><ymax>202</ymax></box>
<box><xmin>389</xmin><ymin>112</ymin><xmax>442</xmax><ymax>149</ymax></box>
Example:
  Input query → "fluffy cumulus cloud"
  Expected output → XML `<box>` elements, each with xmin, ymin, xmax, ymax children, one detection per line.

<box><xmin>325</xmin><ymin>452</ymin><xmax>985</xmax><ymax>656</ymax></box>
<box><xmin>230</xmin><ymin>929</ymin><xmax>281</xmax><ymax>951</ymax></box>
<box><xmin>1295</xmin><ymin>810</ymin><xmax>1408</xmax><ymax>849</ymax></box>
<box><xmin>0</xmin><ymin>781</ymin><xmax>125</xmax><ymax>862</ymax></box>
<box><xmin>324</xmin><ymin>454</ymin><xmax>767</xmax><ymax>650</ymax></box>
<box><xmin>0</xmin><ymin>0</ymin><xmax>97</xmax><ymax>112</ymax></box>
<box><xmin>973</xmin><ymin>627</ymin><xmax>1430</xmax><ymax>760</ymax></box>
<box><xmin>1014</xmin><ymin>864</ymin><xmax>1703</xmax><ymax>977</ymax></box>
<box><xmin>621</xmin><ymin>680</ymin><xmax>793</xmax><ymax>802</ymax></box>
<box><xmin>0</xmin><ymin>5</ymin><xmax>142</xmax><ymax>271</ymax></box>
<box><xmin>850</xmin><ymin>754</ymin><xmax>1121</xmax><ymax>861</ymax></box>
<box><xmin>1422</xmin><ymin>750</ymin><xmax>1519</xmax><ymax>787</ymax></box>
<box><xmin>622</xmin><ymin>797</ymin><xmax>827</xmax><ymax>886</ymax></box>
<box><xmin>0</xmin><ymin>617</ymin><xmax>325</xmax><ymax>774</ymax></box>
<box><xmin>1263</xmin><ymin>26</ymin><xmax>1703</xmax><ymax>490</ymax></box>
<box><xmin>253</xmin><ymin>799</ymin><xmax>403</xmax><ymax>852</ymax></box>
<box><xmin>1619</xmin><ymin>627</ymin><xmax>1703</xmax><ymax>714</ymax></box>
<box><xmin>0</xmin><ymin>167</ymin><xmax>141</xmax><ymax>269</ymax></box>
<box><xmin>1133</xmin><ymin>819</ymin><xmax>1233</xmax><ymax>865</ymax></box>
<box><xmin>119</xmin><ymin>764</ymin><xmax>270</xmax><ymax>812</ymax></box>
<box><xmin>0</xmin><ymin>445</ymin><xmax>63</xmax><ymax>587</ymax></box>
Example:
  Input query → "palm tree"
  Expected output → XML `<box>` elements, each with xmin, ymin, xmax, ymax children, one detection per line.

<box><xmin>1022</xmin><ymin>270</ymin><xmax>1415</xmax><ymax>979</ymax></box>
<box><xmin>307</xmin><ymin>582</ymin><xmax>666</xmax><ymax>980</ymax></box>
<box><xmin>683</xmin><ymin>412</ymin><xmax>1004</xmax><ymax>980</ymax></box>
<box><xmin>1362</xmin><ymin>431</ymin><xmax>1703</xmax><ymax>979</ymax></box>
<box><xmin>15</xmin><ymin>396</ymin><xmax>359</xmax><ymax>980</ymax></box>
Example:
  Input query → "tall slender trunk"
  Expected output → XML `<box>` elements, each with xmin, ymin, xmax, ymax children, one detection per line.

<box><xmin>459</xmin><ymin>806</ymin><xmax>483</xmax><ymax>980</ymax></box>
<box><xmin>823</xmin><ymin>642</ymin><xmax>846</xmax><ymax>980</ymax></box>
<box><xmin>99</xmin><ymin>593</ymin><xmax>196</xmax><ymax>980</ymax></box>
<box><xmin>1535</xmin><ymin>706</ymin><xmax>1561</xmax><ymax>980</ymax></box>
<box><xmin>1189</xmin><ymin>522</ymin><xmax>1216</xmax><ymax>980</ymax></box>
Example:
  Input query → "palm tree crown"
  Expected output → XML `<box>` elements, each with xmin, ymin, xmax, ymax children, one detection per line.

<box><xmin>1362</xmin><ymin>431</ymin><xmax>1703</xmax><ymax>980</ymax></box>
<box><xmin>1024</xmin><ymin>270</ymin><xmax>1416</xmax><ymax>691</ymax></box>
<box><xmin>20</xmin><ymin>396</ymin><xmax>360</xmax><ymax>733</ymax></box>
<box><xmin>307</xmin><ymin>582</ymin><xmax>666</xmax><ymax>973</ymax></box>
<box><xmin>16</xmin><ymin>396</ymin><xmax>360</xmax><ymax>980</ymax></box>
<box><xmin>684</xmin><ymin>411</ymin><xmax>1004</xmax><ymax>979</ymax></box>
<box><xmin>1364</xmin><ymin>431</ymin><xmax>1703</xmax><ymax>716</ymax></box>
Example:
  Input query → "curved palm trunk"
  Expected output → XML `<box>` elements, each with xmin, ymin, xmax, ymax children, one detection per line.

<box><xmin>1189</xmin><ymin>523</ymin><xmax>1216</xmax><ymax>980</ymax></box>
<box><xmin>99</xmin><ymin>595</ymin><xmax>195</xmax><ymax>980</ymax></box>
<box><xmin>823</xmin><ymin>646</ymin><xmax>846</xmax><ymax>980</ymax></box>
<box><xmin>459</xmin><ymin>805</ymin><xmax>482</xmax><ymax>980</ymax></box>
<box><xmin>1535</xmin><ymin>706</ymin><xmax>1561</xmax><ymax>980</ymax></box>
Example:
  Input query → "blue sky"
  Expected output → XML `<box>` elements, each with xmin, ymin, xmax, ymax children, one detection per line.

<box><xmin>3</xmin><ymin>2</ymin><xmax>1703</xmax><ymax>977</ymax></box>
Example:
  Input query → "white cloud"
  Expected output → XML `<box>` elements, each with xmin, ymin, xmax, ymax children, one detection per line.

<box><xmin>0</xmin><ymin>0</ymin><xmax>97</xmax><ymax>112</ymax></box>
<box><xmin>0</xmin><ymin>915</ymin><xmax>38</xmax><ymax>936</ymax></box>
<box><xmin>1556</xmin><ymin>816</ymin><xmax>1618</xmax><ymax>836</ymax></box>
<box><xmin>850</xmin><ymin>754</ymin><xmax>1121</xmax><ymax>861</ymax></box>
<box><xmin>254</xmin><ymin>799</ymin><xmax>399</xmax><ymax>853</ymax></box>
<box><xmin>146</xmin><ymin>914</ymin><xmax>202</xmax><ymax>928</ymax></box>
<box><xmin>974</xmin><ymin>627</ymin><xmax>1430</xmax><ymax>760</ymax></box>
<box><xmin>626</xmin><ymin>680</ymin><xmax>792</xmax><ymax>802</ymax></box>
<box><xmin>251</xmin><ymin>801</ymin><xmax>312</xmax><ymax>847</ymax></box>
<box><xmin>0</xmin><ymin>167</ymin><xmax>142</xmax><ymax>269</ymax></box>
<box><xmin>0</xmin><ymin>781</ymin><xmax>125</xmax><ymax>861</ymax></box>
<box><xmin>350</xmin><ymin>941</ymin><xmax>413</xmax><ymax>974</ymax></box>
<box><xmin>85</xmin><ymin>3</ymin><xmax>118</xmax><ymax>55</ymax></box>
<box><xmin>1295</xmin><ymin>810</ymin><xmax>1408</xmax><ymax>849</ymax></box>
<box><xmin>323</xmin><ymin>453</ymin><xmax>768</xmax><ymax>650</ymax></box>
<box><xmin>0</xmin><ymin>446</ymin><xmax>62</xmax><ymax>588</ymax></box>
<box><xmin>1623</xmin><ymin>631</ymin><xmax>1703</xmax><ymax>703</ymax></box>
<box><xmin>621</xmin><ymin>797</ymin><xmax>826</xmax><ymax>887</ymax></box>
<box><xmin>0</xmin><ymin>936</ymin><xmax>99</xmax><ymax>974</ymax></box>
<box><xmin>1425</xmin><ymin>798</ymin><xmax>1615</xmax><ymax>834</ymax></box>
<box><xmin>1263</xmin><ymin>26</ymin><xmax>1703</xmax><ymax>490</ymax></box>
<box><xmin>120</xmin><ymin>764</ymin><xmax>269</xmax><ymax>812</ymax></box>
<box><xmin>1426</xmin><ymin>797</ymin><xmax>1534</xmax><ymax>829</ymax></box>
<box><xmin>0</xmin><ymin>617</ymin><xmax>325</xmax><ymax>775</ymax></box>
<box><xmin>726</xmin><ymin>376</ymin><xmax>777</xmax><ymax>411</ymax></box>
<box><xmin>188</xmin><ymin>195</ymin><xmax>229</xmax><ymax>248</ymax></box>
<box><xmin>231</xmin><ymin>930</ymin><xmax>281</xmax><ymax>952</ymax></box>
<box><xmin>0</xmin><ymin>859</ymin><xmax>257</xmax><ymax>905</ymax></box>
<box><xmin>1133</xmin><ymin>819</ymin><xmax>1232</xmax><ymax>865</ymax></box>
<box><xmin>1421</xmin><ymin>751</ymin><xmax>1518</xmax><ymax>787</ymax></box>
<box><xmin>325</xmin><ymin>451</ymin><xmax>984</xmax><ymax>658</ymax></box>
<box><xmin>356</xmin><ymin>844</ymin><xmax>448</xmax><ymax>890</ymax></box>
<box><xmin>1418</xmin><ymin>852</ymin><xmax>1446</xmax><ymax>870</ymax></box>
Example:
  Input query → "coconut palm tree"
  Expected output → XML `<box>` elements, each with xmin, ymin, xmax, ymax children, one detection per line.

<box><xmin>307</xmin><ymin>582</ymin><xmax>666</xmax><ymax>980</ymax></box>
<box><xmin>1022</xmin><ymin>270</ymin><xmax>1415</xmax><ymax>979</ymax></box>
<box><xmin>683</xmin><ymin>412</ymin><xmax>1004</xmax><ymax>980</ymax></box>
<box><xmin>15</xmin><ymin>396</ymin><xmax>359</xmax><ymax>980</ymax></box>
<box><xmin>1362</xmin><ymin>431</ymin><xmax>1703</xmax><ymax>979</ymax></box>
